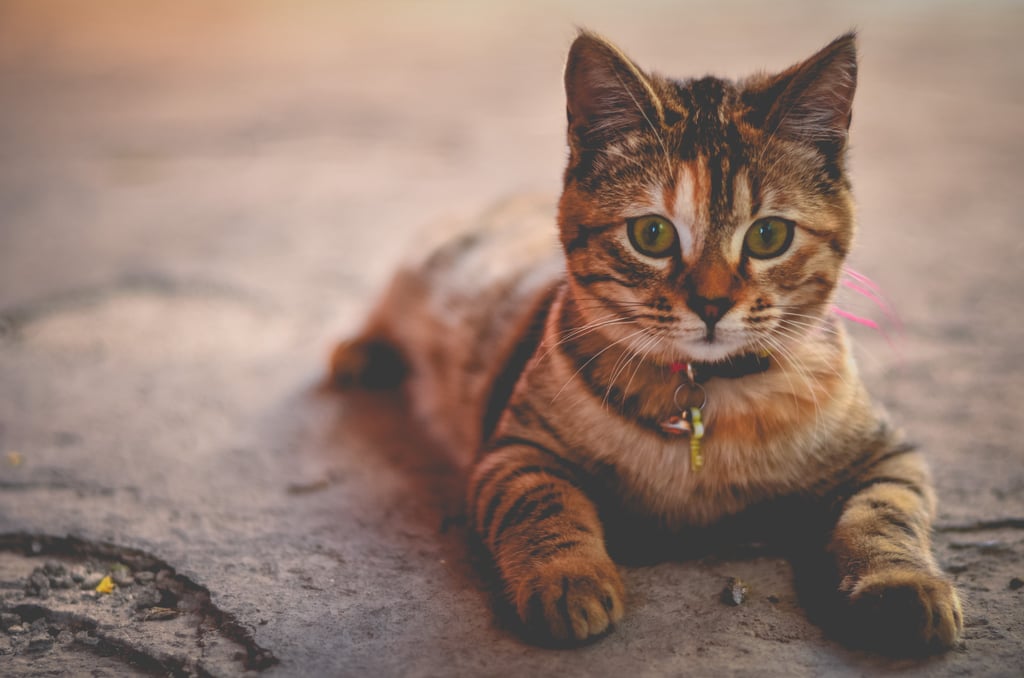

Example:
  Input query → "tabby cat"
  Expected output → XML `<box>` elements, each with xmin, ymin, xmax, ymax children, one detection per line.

<box><xmin>330</xmin><ymin>31</ymin><xmax>962</xmax><ymax>651</ymax></box>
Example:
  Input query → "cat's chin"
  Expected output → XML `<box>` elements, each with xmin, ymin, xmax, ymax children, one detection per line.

<box><xmin>674</xmin><ymin>337</ymin><xmax>751</xmax><ymax>364</ymax></box>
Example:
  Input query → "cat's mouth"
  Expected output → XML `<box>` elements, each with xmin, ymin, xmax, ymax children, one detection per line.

<box><xmin>676</xmin><ymin>330</ymin><xmax>749</xmax><ymax>363</ymax></box>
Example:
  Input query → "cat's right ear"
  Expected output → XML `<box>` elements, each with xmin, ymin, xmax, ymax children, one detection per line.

<box><xmin>564</xmin><ymin>31</ymin><xmax>663</xmax><ymax>147</ymax></box>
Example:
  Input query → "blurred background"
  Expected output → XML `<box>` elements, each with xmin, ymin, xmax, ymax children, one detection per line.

<box><xmin>1</xmin><ymin>1</ymin><xmax>1021</xmax><ymax>675</ymax></box>
<box><xmin>3</xmin><ymin>1</ymin><xmax>1021</xmax><ymax>322</ymax></box>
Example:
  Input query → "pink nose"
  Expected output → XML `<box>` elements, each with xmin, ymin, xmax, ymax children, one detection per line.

<box><xmin>687</xmin><ymin>295</ymin><xmax>734</xmax><ymax>326</ymax></box>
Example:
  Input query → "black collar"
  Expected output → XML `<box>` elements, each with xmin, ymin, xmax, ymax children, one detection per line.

<box><xmin>672</xmin><ymin>353</ymin><xmax>772</xmax><ymax>383</ymax></box>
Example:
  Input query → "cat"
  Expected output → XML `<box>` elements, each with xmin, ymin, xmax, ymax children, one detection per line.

<box><xmin>329</xmin><ymin>31</ymin><xmax>963</xmax><ymax>652</ymax></box>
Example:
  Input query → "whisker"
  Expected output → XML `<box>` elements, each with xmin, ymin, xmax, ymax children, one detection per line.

<box><xmin>550</xmin><ymin>327</ymin><xmax>651</xmax><ymax>404</ymax></box>
<box><xmin>603</xmin><ymin>329</ymin><xmax>658</xmax><ymax>409</ymax></box>
<box><xmin>536</xmin><ymin>316</ymin><xmax>637</xmax><ymax>365</ymax></box>
<box><xmin>757</xmin><ymin>332</ymin><xmax>826</xmax><ymax>446</ymax></box>
<box><xmin>623</xmin><ymin>330</ymin><xmax>664</xmax><ymax>401</ymax></box>
<box><xmin>766</xmin><ymin>324</ymin><xmax>853</xmax><ymax>391</ymax></box>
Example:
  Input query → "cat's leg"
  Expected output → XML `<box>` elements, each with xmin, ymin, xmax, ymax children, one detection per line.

<box><xmin>328</xmin><ymin>334</ymin><xmax>407</xmax><ymax>389</ymax></box>
<box><xmin>829</xmin><ymin>449</ymin><xmax>963</xmax><ymax>651</ymax></box>
<box><xmin>470</xmin><ymin>442</ymin><xmax>625</xmax><ymax>642</ymax></box>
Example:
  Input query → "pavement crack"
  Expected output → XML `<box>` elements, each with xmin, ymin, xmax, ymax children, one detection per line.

<box><xmin>935</xmin><ymin>518</ymin><xmax>1024</xmax><ymax>533</ymax></box>
<box><xmin>0</xmin><ymin>478</ymin><xmax>133</xmax><ymax>498</ymax></box>
<box><xmin>0</xmin><ymin>533</ymin><xmax>277</xmax><ymax>676</ymax></box>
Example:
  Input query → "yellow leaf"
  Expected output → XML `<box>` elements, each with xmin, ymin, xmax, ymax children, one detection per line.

<box><xmin>95</xmin><ymin>575</ymin><xmax>115</xmax><ymax>594</ymax></box>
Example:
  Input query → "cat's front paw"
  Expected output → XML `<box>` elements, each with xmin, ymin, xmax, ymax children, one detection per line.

<box><xmin>843</xmin><ymin>569</ymin><xmax>963</xmax><ymax>652</ymax></box>
<box><xmin>515</xmin><ymin>554</ymin><xmax>625</xmax><ymax>643</ymax></box>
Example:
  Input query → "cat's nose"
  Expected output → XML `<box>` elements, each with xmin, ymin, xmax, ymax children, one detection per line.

<box><xmin>686</xmin><ymin>295</ymin><xmax>734</xmax><ymax>327</ymax></box>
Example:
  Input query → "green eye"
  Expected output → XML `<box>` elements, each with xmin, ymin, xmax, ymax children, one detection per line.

<box><xmin>744</xmin><ymin>217</ymin><xmax>794</xmax><ymax>259</ymax></box>
<box><xmin>628</xmin><ymin>215</ymin><xmax>677</xmax><ymax>258</ymax></box>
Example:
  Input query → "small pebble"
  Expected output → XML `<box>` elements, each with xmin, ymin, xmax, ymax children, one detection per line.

<box><xmin>81</xmin><ymin>572</ymin><xmax>104</xmax><ymax>590</ymax></box>
<box><xmin>74</xmin><ymin>630</ymin><xmax>99</xmax><ymax>647</ymax></box>
<box><xmin>1010</xmin><ymin>577</ymin><xmax>1023</xmax><ymax>591</ymax></box>
<box><xmin>134</xmin><ymin>571</ymin><xmax>155</xmax><ymax>584</ymax></box>
<box><xmin>0</xmin><ymin>612</ymin><xmax>20</xmax><ymax>630</ymax></box>
<box><xmin>43</xmin><ymin>560</ymin><xmax>65</xmax><ymax>576</ymax></box>
<box><xmin>134</xmin><ymin>586</ymin><xmax>162</xmax><ymax>610</ymax></box>
<box><xmin>69</xmin><ymin>565</ymin><xmax>87</xmax><ymax>583</ymax></box>
<box><xmin>28</xmin><ymin>632</ymin><xmax>53</xmax><ymax>652</ymax></box>
<box><xmin>57</xmin><ymin>629</ymin><xmax>74</xmax><ymax>645</ymax></box>
<box><xmin>0</xmin><ymin>635</ymin><xmax>12</xmax><ymax>655</ymax></box>
<box><xmin>720</xmin><ymin>577</ymin><xmax>749</xmax><ymax>606</ymax></box>
<box><xmin>27</xmin><ymin>570</ymin><xmax>50</xmax><ymax>597</ymax></box>
<box><xmin>112</xmin><ymin>569</ymin><xmax>134</xmax><ymax>587</ymax></box>
<box><xmin>51</xmin><ymin>575</ymin><xmax>74</xmax><ymax>590</ymax></box>
<box><xmin>7</xmin><ymin>625</ymin><xmax>25</xmax><ymax>634</ymax></box>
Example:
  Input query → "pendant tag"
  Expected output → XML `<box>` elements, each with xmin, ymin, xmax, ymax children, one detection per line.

<box><xmin>662</xmin><ymin>378</ymin><xmax>708</xmax><ymax>470</ymax></box>
<box><xmin>688</xmin><ymin>406</ymin><xmax>705</xmax><ymax>471</ymax></box>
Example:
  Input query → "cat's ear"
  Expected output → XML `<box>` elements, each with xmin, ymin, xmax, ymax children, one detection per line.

<box><xmin>564</xmin><ymin>31</ymin><xmax>663</xmax><ymax>146</ymax></box>
<box><xmin>744</xmin><ymin>32</ymin><xmax>857</xmax><ymax>149</ymax></box>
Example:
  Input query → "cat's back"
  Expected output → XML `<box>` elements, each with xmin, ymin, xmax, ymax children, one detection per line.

<box><xmin>369</xmin><ymin>194</ymin><xmax>565</xmax><ymax>456</ymax></box>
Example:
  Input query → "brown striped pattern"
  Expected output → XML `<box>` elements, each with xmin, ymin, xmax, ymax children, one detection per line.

<box><xmin>469</xmin><ymin>442</ymin><xmax>625</xmax><ymax>640</ymax></box>
<box><xmin>329</xmin><ymin>33</ymin><xmax>961</xmax><ymax>650</ymax></box>
<box><xmin>827</xmin><ymin>448</ymin><xmax>963</xmax><ymax>649</ymax></box>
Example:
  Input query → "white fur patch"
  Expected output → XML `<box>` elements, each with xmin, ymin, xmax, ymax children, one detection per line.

<box><xmin>670</xmin><ymin>170</ymin><xmax>698</xmax><ymax>257</ymax></box>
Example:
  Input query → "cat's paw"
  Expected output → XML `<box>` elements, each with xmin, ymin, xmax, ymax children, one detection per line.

<box><xmin>515</xmin><ymin>554</ymin><xmax>625</xmax><ymax>643</ymax></box>
<box><xmin>843</xmin><ymin>569</ymin><xmax>963</xmax><ymax>652</ymax></box>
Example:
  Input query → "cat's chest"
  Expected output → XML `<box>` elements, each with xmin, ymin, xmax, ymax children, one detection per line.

<box><xmin>570</xmin><ymin>423</ymin><xmax>781</xmax><ymax>526</ymax></box>
<box><xmin>534</xmin><ymin>375</ymin><xmax>846</xmax><ymax>528</ymax></box>
<box><xmin>588</xmin><ymin>424</ymin><xmax>812</xmax><ymax>527</ymax></box>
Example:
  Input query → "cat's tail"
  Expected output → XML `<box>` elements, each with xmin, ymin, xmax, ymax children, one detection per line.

<box><xmin>327</xmin><ymin>333</ymin><xmax>408</xmax><ymax>390</ymax></box>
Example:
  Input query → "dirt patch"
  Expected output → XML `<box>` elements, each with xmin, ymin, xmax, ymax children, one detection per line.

<box><xmin>0</xmin><ymin>534</ymin><xmax>276</xmax><ymax>677</ymax></box>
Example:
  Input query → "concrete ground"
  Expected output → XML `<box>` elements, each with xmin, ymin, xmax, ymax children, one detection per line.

<box><xmin>1</xmin><ymin>1</ymin><xmax>1022</xmax><ymax>675</ymax></box>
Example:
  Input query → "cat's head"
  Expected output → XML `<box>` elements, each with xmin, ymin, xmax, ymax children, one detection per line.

<box><xmin>558</xmin><ymin>31</ymin><xmax>857</xmax><ymax>364</ymax></box>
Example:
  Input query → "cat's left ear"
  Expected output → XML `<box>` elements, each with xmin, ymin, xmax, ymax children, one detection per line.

<box><xmin>743</xmin><ymin>32</ymin><xmax>858</xmax><ymax>150</ymax></box>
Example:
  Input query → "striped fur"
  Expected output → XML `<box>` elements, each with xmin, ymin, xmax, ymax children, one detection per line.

<box><xmin>330</xmin><ymin>32</ymin><xmax>961</xmax><ymax>650</ymax></box>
